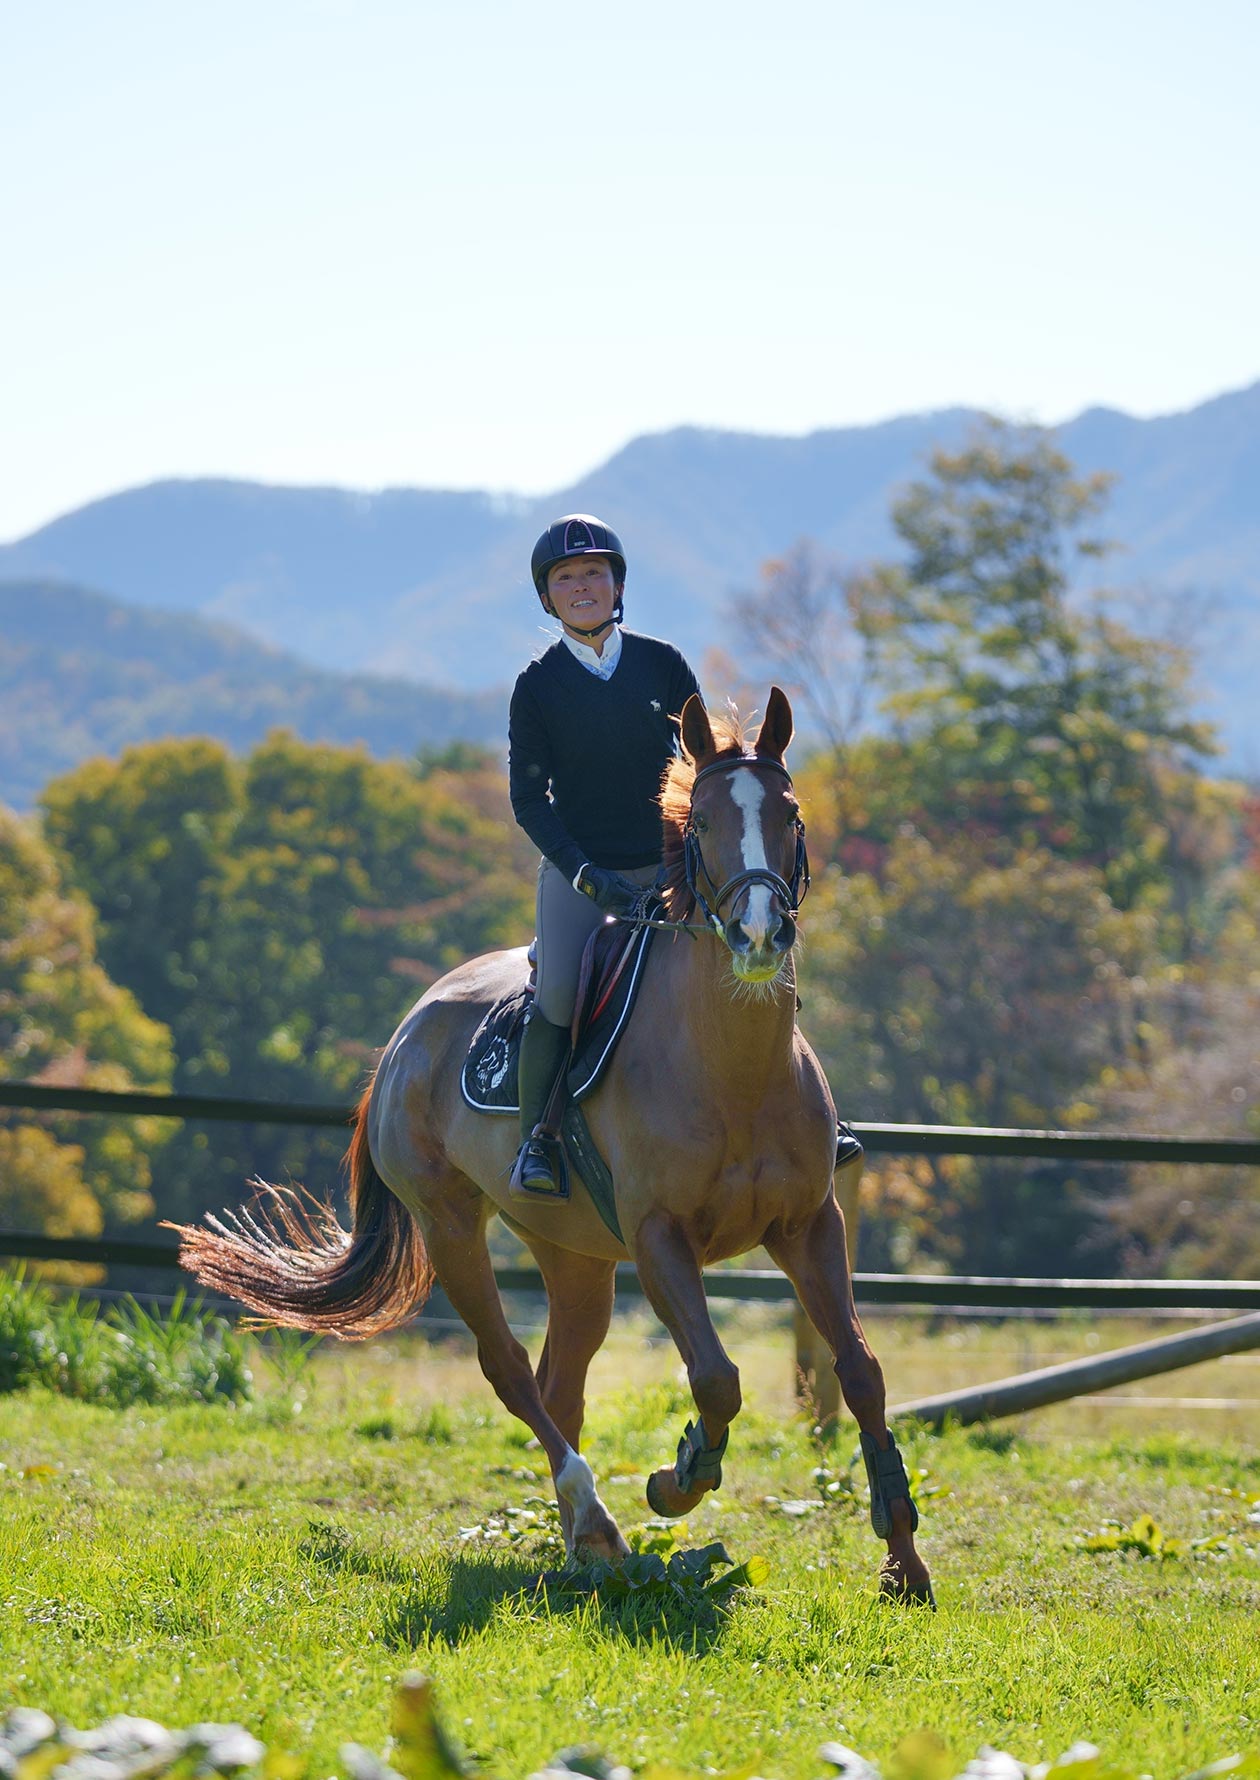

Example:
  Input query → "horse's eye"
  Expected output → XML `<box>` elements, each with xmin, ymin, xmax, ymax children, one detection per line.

<box><xmin>693</xmin><ymin>814</ymin><xmax>709</xmax><ymax>835</ymax></box>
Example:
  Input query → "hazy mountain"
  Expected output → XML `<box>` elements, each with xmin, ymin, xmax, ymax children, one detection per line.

<box><xmin>3</xmin><ymin>382</ymin><xmax>1258</xmax><ymax>766</ymax></box>
<box><xmin>0</xmin><ymin>581</ymin><xmax>504</xmax><ymax>810</ymax></box>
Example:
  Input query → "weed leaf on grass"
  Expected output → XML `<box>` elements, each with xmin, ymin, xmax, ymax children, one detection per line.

<box><xmin>1075</xmin><ymin>1514</ymin><xmax>1230</xmax><ymax>1561</ymax></box>
<box><xmin>546</xmin><ymin>1541</ymin><xmax>768</xmax><ymax>1610</ymax></box>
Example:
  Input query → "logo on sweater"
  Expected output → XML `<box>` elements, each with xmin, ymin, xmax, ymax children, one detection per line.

<box><xmin>650</xmin><ymin>699</ymin><xmax>661</xmax><ymax>712</ymax></box>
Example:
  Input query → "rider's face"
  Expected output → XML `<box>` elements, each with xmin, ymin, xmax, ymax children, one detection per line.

<box><xmin>546</xmin><ymin>555</ymin><xmax>619</xmax><ymax>645</ymax></box>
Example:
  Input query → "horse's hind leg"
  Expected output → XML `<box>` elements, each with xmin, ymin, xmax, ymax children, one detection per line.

<box><xmin>632</xmin><ymin>1211</ymin><xmax>741</xmax><ymax>1518</ymax></box>
<box><xmin>518</xmin><ymin>1230</ymin><xmax>617</xmax><ymax>1553</ymax></box>
<box><xmin>417</xmin><ymin>1179</ymin><xmax>627</xmax><ymax>1565</ymax></box>
<box><xmin>765</xmin><ymin>1192</ymin><xmax>934</xmax><ymax>1606</ymax></box>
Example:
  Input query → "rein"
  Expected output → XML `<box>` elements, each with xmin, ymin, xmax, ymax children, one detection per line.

<box><xmin>615</xmin><ymin>753</ymin><xmax>811</xmax><ymax>937</ymax></box>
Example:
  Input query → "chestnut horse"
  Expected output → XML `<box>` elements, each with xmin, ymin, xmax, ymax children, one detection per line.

<box><xmin>173</xmin><ymin>689</ymin><xmax>932</xmax><ymax>1605</ymax></box>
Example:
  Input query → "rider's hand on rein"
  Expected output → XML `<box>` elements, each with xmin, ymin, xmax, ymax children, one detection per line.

<box><xmin>575</xmin><ymin>864</ymin><xmax>645</xmax><ymax>918</ymax></box>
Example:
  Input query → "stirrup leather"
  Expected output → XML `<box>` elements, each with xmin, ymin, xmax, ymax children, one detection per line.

<box><xmin>859</xmin><ymin>1430</ymin><xmax>918</xmax><ymax>1538</ymax></box>
<box><xmin>673</xmin><ymin>1418</ymin><xmax>729</xmax><ymax>1494</ymax></box>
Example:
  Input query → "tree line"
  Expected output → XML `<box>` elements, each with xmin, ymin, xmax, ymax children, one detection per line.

<box><xmin>3</xmin><ymin>422</ymin><xmax>1257</xmax><ymax>1280</ymax></box>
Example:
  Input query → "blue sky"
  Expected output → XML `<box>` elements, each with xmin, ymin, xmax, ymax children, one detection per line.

<box><xmin>3</xmin><ymin>0</ymin><xmax>1257</xmax><ymax>538</ymax></box>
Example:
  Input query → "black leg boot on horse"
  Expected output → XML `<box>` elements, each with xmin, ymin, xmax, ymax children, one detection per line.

<box><xmin>509</xmin><ymin>1011</ymin><xmax>572</xmax><ymax>1200</ymax></box>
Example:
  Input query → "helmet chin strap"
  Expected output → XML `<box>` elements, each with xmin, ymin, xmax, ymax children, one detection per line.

<box><xmin>565</xmin><ymin>614</ymin><xmax>617</xmax><ymax>639</ymax></box>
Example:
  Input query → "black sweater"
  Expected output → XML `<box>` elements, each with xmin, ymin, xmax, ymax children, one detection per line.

<box><xmin>508</xmin><ymin>630</ymin><xmax>703</xmax><ymax>880</ymax></box>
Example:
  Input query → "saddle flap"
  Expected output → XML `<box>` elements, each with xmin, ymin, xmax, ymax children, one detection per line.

<box><xmin>570</xmin><ymin>920</ymin><xmax>642</xmax><ymax>1050</ymax></box>
<box><xmin>459</xmin><ymin>924</ymin><xmax>654</xmax><ymax>1115</ymax></box>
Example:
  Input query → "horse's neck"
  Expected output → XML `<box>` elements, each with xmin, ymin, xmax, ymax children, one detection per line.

<box><xmin>665</xmin><ymin>936</ymin><xmax>800</xmax><ymax>1092</ymax></box>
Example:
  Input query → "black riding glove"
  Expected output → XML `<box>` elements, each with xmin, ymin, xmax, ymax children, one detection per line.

<box><xmin>576</xmin><ymin>864</ymin><xmax>643</xmax><ymax>918</ymax></box>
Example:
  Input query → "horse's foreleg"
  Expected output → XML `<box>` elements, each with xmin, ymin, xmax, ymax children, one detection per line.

<box><xmin>766</xmin><ymin>1192</ymin><xmax>935</xmax><ymax>1607</ymax></box>
<box><xmin>633</xmin><ymin>1211</ymin><xmax>741</xmax><ymax>1518</ymax></box>
<box><xmin>519</xmin><ymin>1232</ymin><xmax>618</xmax><ymax>1556</ymax></box>
<box><xmin>420</xmin><ymin>1193</ymin><xmax>627</xmax><ymax>1565</ymax></box>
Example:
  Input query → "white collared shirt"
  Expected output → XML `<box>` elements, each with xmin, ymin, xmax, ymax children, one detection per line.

<box><xmin>561</xmin><ymin>623</ymin><xmax>623</xmax><ymax>680</ymax></box>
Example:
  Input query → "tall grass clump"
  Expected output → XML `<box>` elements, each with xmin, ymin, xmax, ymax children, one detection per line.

<box><xmin>0</xmin><ymin>1270</ymin><xmax>253</xmax><ymax>1405</ymax></box>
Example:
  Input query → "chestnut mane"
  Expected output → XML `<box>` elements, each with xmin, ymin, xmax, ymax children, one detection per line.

<box><xmin>657</xmin><ymin>708</ymin><xmax>751</xmax><ymax>921</ymax></box>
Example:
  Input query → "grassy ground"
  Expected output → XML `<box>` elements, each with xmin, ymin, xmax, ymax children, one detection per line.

<box><xmin>2</xmin><ymin>1306</ymin><xmax>1258</xmax><ymax>1778</ymax></box>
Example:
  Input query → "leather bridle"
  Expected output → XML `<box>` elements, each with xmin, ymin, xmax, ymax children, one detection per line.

<box><xmin>683</xmin><ymin>755</ymin><xmax>811</xmax><ymax>935</ymax></box>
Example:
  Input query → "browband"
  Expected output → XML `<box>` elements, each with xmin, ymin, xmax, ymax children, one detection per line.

<box><xmin>691</xmin><ymin>754</ymin><xmax>794</xmax><ymax>793</ymax></box>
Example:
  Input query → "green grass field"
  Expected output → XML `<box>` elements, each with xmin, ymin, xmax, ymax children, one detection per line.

<box><xmin>2</xmin><ymin>1305</ymin><xmax>1258</xmax><ymax>1779</ymax></box>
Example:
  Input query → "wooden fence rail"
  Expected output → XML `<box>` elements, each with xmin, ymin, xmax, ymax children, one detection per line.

<box><xmin>3</xmin><ymin>1235</ymin><xmax>1259</xmax><ymax>1314</ymax></box>
<box><xmin>4</xmin><ymin>1078</ymin><xmax>1259</xmax><ymax>1427</ymax></box>
<box><xmin>4</xmin><ymin>1079</ymin><xmax>1260</xmax><ymax>1166</ymax></box>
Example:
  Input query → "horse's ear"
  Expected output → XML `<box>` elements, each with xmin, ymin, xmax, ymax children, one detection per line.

<box><xmin>754</xmin><ymin>686</ymin><xmax>794</xmax><ymax>762</ymax></box>
<box><xmin>681</xmin><ymin>693</ymin><xmax>716</xmax><ymax>764</ymax></box>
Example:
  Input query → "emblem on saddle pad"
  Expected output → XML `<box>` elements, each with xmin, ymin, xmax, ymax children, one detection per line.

<box><xmin>475</xmin><ymin>1035</ymin><xmax>512</xmax><ymax>1096</ymax></box>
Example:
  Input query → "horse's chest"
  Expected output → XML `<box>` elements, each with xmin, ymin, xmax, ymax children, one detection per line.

<box><xmin>683</xmin><ymin>1146</ymin><xmax>825</xmax><ymax>1258</ymax></box>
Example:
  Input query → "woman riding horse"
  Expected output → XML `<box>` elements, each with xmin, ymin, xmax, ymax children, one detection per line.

<box><xmin>171</xmin><ymin>519</ymin><xmax>934</xmax><ymax>1606</ymax></box>
<box><xmin>509</xmin><ymin>515</ymin><xmax>865</xmax><ymax>1194</ymax></box>
<box><xmin>507</xmin><ymin>514</ymin><xmax>703</xmax><ymax>1197</ymax></box>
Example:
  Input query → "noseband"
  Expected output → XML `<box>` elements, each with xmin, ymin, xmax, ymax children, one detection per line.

<box><xmin>683</xmin><ymin>755</ymin><xmax>811</xmax><ymax>935</ymax></box>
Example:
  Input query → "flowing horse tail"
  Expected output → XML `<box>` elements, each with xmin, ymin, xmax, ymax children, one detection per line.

<box><xmin>167</xmin><ymin>1084</ymin><xmax>434</xmax><ymax>1340</ymax></box>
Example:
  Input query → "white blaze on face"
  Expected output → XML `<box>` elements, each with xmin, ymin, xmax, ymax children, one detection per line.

<box><xmin>728</xmin><ymin>770</ymin><xmax>772</xmax><ymax>941</ymax></box>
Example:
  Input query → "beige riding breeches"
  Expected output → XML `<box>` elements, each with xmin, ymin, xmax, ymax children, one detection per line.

<box><xmin>534</xmin><ymin>858</ymin><xmax>658</xmax><ymax>1027</ymax></box>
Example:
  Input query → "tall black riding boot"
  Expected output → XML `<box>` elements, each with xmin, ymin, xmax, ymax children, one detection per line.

<box><xmin>509</xmin><ymin>1012</ymin><xmax>571</xmax><ymax>1200</ymax></box>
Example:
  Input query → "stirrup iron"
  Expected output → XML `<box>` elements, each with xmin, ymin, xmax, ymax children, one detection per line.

<box><xmin>508</xmin><ymin>1133</ymin><xmax>569</xmax><ymax>1201</ymax></box>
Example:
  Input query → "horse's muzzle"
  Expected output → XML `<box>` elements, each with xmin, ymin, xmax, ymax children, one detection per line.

<box><xmin>724</xmin><ymin>910</ymin><xmax>796</xmax><ymax>978</ymax></box>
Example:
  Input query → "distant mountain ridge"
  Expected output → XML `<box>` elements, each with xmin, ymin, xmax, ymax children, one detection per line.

<box><xmin>3</xmin><ymin>383</ymin><xmax>1259</xmax><ymax>767</ymax></box>
<box><xmin>0</xmin><ymin>581</ymin><xmax>503</xmax><ymax>809</ymax></box>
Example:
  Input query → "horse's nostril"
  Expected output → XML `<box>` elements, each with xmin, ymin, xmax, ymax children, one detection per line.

<box><xmin>723</xmin><ymin>918</ymin><xmax>752</xmax><ymax>953</ymax></box>
<box><xmin>775</xmin><ymin>915</ymin><xmax>797</xmax><ymax>950</ymax></box>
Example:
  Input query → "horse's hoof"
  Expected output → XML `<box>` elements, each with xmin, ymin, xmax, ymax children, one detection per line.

<box><xmin>878</xmin><ymin>1561</ymin><xmax>936</xmax><ymax>1609</ymax></box>
<box><xmin>574</xmin><ymin>1525</ymin><xmax>631</xmax><ymax>1566</ymax></box>
<box><xmin>646</xmin><ymin>1465</ymin><xmax>707</xmax><ymax>1519</ymax></box>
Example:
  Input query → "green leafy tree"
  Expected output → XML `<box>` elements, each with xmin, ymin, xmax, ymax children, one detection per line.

<box><xmin>0</xmin><ymin>807</ymin><xmax>174</xmax><ymax>1242</ymax></box>
<box><xmin>39</xmin><ymin>737</ymin><xmax>239</xmax><ymax>1039</ymax></box>
<box><xmin>1093</xmin><ymin>854</ymin><xmax>1260</xmax><ymax>1280</ymax></box>
<box><xmin>42</xmin><ymin>732</ymin><xmax>534</xmax><ymax>1224</ymax></box>
<box><xmin>765</xmin><ymin>423</ymin><xmax>1254</xmax><ymax>1270</ymax></box>
<box><xmin>802</xmin><ymin>829</ymin><xmax>1151</xmax><ymax>1274</ymax></box>
<box><xmin>869</xmin><ymin>420</ymin><xmax>1216</xmax><ymax>910</ymax></box>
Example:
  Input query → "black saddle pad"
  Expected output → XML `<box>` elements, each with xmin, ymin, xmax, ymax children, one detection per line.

<box><xmin>461</xmin><ymin>982</ymin><xmax>531</xmax><ymax>1111</ymax></box>
<box><xmin>460</xmin><ymin>925</ymin><xmax>654</xmax><ymax>1115</ymax></box>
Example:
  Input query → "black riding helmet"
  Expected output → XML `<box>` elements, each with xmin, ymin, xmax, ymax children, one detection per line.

<box><xmin>530</xmin><ymin>515</ymin><xmax>627</xmax><ymax>633</ymax></box>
